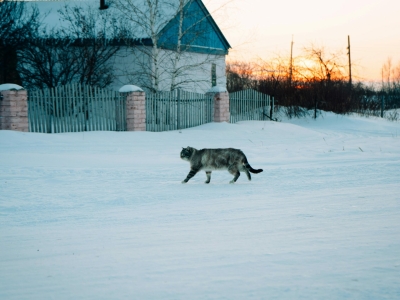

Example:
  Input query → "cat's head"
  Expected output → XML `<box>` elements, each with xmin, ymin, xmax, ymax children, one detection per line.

<box><xmin>180</xmin><ymin>146</ymin><xmax>194</xmax><ymax>161</ymax></box>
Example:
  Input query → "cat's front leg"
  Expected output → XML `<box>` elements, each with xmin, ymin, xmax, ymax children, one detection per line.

<box><xmin>182</xmin><ymin>168</ymin><xmax>199</xmax><ymax>183</ymax></box>
<box><xmin>205</xmin><ymin>171</ymin><xmax>211</xmax><ymax>184</ymax></box>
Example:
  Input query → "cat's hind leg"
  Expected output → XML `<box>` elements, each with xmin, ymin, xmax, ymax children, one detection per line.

<box><xmin>228</xmin><ymin>165</ymin><xmax>240</xmax><ymax>183</ymax></box>
<box><xmin>244</xmin><ymin>168</ymin><xmax>251</xmax><ymax>181</ymax></box>
<box><xmin>240</xmin><ymin>164</ymin><xmax>251</xmax><ymax>181</ymax></box>
<box><xmin>205</xmin><ymin>171</ymin><xmax>211</xmax><ymax>184</ymax></box>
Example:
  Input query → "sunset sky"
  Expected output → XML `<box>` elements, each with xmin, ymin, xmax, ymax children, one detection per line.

<box><xmin>205</xmin><ymin>0</ymin><xmax>400</xmax><ymax>82</ymax></box>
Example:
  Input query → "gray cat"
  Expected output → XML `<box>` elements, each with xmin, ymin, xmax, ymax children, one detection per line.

<box><xmin>180</xmin><ymin>146</ymin><xmax>263</xmax><ymax>184</ymax></box>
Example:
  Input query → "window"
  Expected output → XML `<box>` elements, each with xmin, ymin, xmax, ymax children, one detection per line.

<box><xmin>211</xmin><ymin>63</ymin><xmax>216</xmax><ymax>87</ymax></box>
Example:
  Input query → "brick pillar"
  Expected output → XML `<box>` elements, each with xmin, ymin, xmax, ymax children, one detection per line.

<box><xmin>0</xmin><ymin>84</ymin><xmax>29</xmax><ymax>132</ymax></box>
<box><xmin>208</xmin><ymin>86</ymin><xmax>230</xmax><ymax>123</ymax></box>
<box><xmin>119</xmin><ymin>85</ymin><xmax>146</xmax><ymax>131</ymax></box>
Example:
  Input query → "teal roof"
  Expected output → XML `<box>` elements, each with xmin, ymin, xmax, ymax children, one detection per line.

<box><xmin>158</xmin><ymin>0</ymin><xmax>231</xmax><ymax>55</ymax></box>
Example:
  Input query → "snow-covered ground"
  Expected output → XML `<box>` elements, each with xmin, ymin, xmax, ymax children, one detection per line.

<box><xmin>1</xmin><ymin>112</ymin><xmax>399</xmax><ymax>299</ymax></box>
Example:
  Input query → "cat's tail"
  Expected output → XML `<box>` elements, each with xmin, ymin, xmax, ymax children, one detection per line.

<box><xmin>243</xmin><ymin>161</ymin><xmax>263</xmax><ymax>174</ymax></box>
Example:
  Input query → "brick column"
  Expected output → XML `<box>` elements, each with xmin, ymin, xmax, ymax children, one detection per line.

<box><xmin>0</xmin><ymin>84</ymin><xmax>29</xmax><ymax>132</ymax></box>
<box><xmin>208</xmin><ymin>86</ymin><xmax>230</xmax><ymax>123</ymax></box>
<box><xmin>119</xmin><ymin>85</ymin><xmax>146</xmax><ymax>131</ymax></box>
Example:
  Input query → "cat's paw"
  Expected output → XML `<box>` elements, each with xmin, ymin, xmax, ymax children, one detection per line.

<box><xmin>229</xmin><ymin>180</ymin><xmax>235</xmax><ymax>184</ymax></box>
<box><xmin>181</xmin><ymin>180</ymin><xmax>187</xmax><ymax>184</ymax></box>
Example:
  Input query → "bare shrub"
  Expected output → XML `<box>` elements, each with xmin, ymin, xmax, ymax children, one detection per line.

<box><xmin>226</xmin><ymin>50</ymin><xmax>400</xmax><ymax>120</ymax></box>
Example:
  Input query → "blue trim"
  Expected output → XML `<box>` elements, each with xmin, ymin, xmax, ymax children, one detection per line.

<box><xmin>160</xmin><ymin>43</ymin><xmax>227</xmax><ymax>55</ymax></box>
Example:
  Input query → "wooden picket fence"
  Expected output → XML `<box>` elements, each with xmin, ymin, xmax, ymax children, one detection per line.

<box><xmin>28</xmin><ymin>83</ymin><xmax>126</xmax><ymax>133</ymax></box>
<box><xmin>27</xmin><ymin>85</ymin><xmax>273</xmax><ymax>134</ymax></box>
<box><xmin>229</xmin><ymin>89</ymin><xmax>274</xmax><ymax>123</ymax></box>
<box><xmin>146</xmin><ymin>89</ymin><xmax>213</xmax><ymax>132</ymax></box>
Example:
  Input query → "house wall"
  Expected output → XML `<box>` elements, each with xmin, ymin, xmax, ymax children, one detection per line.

<box><xmin>111</xmin><ymin>46</ymin><xmax>152</xmax><ymax>92</ymax></box>
<box><xmin>156</xmin><ymin>48</ymin><xmax>227</xmax><ymax>94</ymax></box>
<box><xmin>111</xmin><ymin>46</ymin><xmax>226</xmax><ymax>94</ymax></box>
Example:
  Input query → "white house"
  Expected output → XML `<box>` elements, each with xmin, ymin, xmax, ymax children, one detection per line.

<box><xmin>25</xmin><ymin>0</ymin><xmax>231</xmax><ymax>93</ymax></box>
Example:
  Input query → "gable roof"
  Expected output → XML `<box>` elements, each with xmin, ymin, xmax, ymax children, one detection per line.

<box><xmin>158</xmin><ymin>0</ymin><xmax>231</xmax><ymax>55</ymax></box>
<box><xmin>25</xmin><ymin>0</ymin><xmax>230</xmax><ymax>54</ymax></box>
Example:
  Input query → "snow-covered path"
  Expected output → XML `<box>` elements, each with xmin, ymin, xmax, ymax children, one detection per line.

<box><xmin>1</xmin><ymin>113</ymin><xmax>399</xmax><ymax>299</ymax></box>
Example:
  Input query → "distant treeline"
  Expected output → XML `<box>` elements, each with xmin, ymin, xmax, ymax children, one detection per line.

<box><xmin>226</xmin><ymin>48</ymin><xmax>400</xmax><ymax>120</ymax></box>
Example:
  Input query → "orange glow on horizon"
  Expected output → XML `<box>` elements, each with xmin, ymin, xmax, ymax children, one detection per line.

<box><xmin>206</xmin><ymin>0</ymin><xmax>400</xmax><ymax>82</ymax></box>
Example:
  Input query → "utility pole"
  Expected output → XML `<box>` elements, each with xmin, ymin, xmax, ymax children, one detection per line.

<box><xmin>347</xmin><ymin>35</ymin><xmax>352</xmax><ymax>87</ymax></box>
<box><xmin>289</xmin><ymin>35</ymin><xmax>293</xmax><ymax>86</ymax></box>
<box><xmin>381</xmin><ymin>68</ymin><xmax>384</xmax><ymax>118</ymax></box>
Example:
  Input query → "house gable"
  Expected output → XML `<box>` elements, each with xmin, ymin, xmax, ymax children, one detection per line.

<box><xmin>158</xmin><ymin>0</ymin><xmax>230</xmax><ymax>55</ymax></box>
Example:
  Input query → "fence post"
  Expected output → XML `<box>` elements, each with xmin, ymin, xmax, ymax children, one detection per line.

<box><xmin>270</xmin><ymin>97</ymin><xmax>274</xmax><ymax>120</ymax></box>
<box><xmin>119</xmin><ymin>85</ymin><xmax>146</xmax><ymax>131</ymax></box>
<box><xmin>0</xmin><ymin>84</ymin><xmax>29</xmax><ymax>132</ymax></box>
<box><xmin>207</xmin><ymin>86</ymin><xmax>230</xmax><ymax>123</ymax></box>
<box><xmin>177</xmin><ymin>89</ymin><xmax>181</xmax><ymax>130</ymax></box>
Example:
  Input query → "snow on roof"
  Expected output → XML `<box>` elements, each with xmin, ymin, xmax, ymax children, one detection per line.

<box><xmin>0</xmin><ymin>84</ymin><xmax>25</xmax><ymax>91</ymax></box>
<box><xmin>25</xmin><ymin>0</ymin><xmax>185</xmax><ymax>40</ymax></box>
<box><xmin>118</xmin><ymin>85</ymin><xmax>143</xmax><ymax>93</ymax></box>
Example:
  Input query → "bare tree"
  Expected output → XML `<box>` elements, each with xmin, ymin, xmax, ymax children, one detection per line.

<box><xmin>300</xmin><ymin>45</ymin><xmax>346</xmax><ymax>82</ymax></box>
<box><xmin>112</xmin><ymin>0</ymin><xmax>171</xmax><ymax>92</ymax></box>
<box><xmin>381</xmin><ymin>58</ymin><xmax>400</xmax><ymax>110</ymax></box>
<box><xmin>226</xmin><ymin>45</ymin><xmax>361</xmax><ymax>119</ymax></box>
<box><xmin>113</xmin><ymin>0</ymin><xmax>229</xmax><ymax>92</ymax></box>
<box><xmin>226</xmin><ymin>60</ymin><xmax>256</xmax><ymax>92</ymax></box>
<box><xmin>165</xmin><ymin>0</ymin><xmax>227</xmax><ymax>91</ymax></box>
<box><xmin>17</xmin><ymin>37</ymin><xmax>77</xmax><ymax>89</ymax></box>
<box><xmin>381</xmin><ymin>58</ymin><xmax>393</xmax><ymax>91</ymax></box>
<box><xmin>298</xmin><ymin>45</ymin><xmax>348</xmax><ymax>117</ymax></box>
<box><xmin>0</xmin><ymin>0</ymin><xmax>40</xmax><ymax>84</ymax></box>
<box><xmin>255</xmin><ymin>55</ymin><xmax>289</xmax><ymax>94</ymax></box>
<box><xmin>17</xmin><ymin>3</ymin><xmax>124</xmax><ymax>89</ymax></box>
<box><xmin>393</xmin><ymin>61</ymin><xmax>400</xmax><ymax>95</ymax></box>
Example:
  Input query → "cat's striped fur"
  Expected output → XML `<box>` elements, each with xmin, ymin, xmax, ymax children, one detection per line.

<box><xmin>180</xmin><ymin>146</ymin><xmax>263</xmax><ymax>184</ymax></box>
